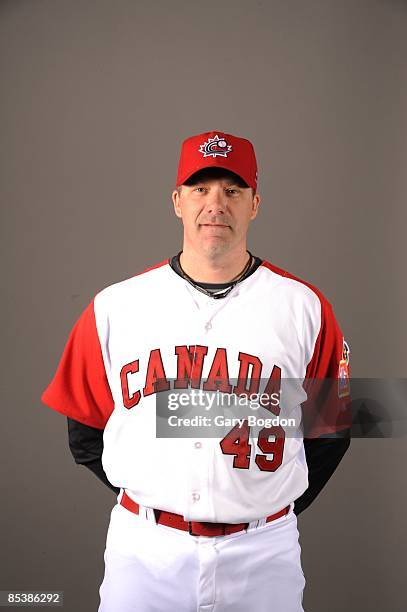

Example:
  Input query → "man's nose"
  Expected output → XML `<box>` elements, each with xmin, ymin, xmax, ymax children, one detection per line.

<box><xmin>204</xmin><ymin>190</ymin><xmax>227</xmax><ymax>214</ymax></box>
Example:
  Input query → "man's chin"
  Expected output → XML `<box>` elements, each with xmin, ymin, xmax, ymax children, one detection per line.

<box><xmin>201</xmin><ymin>240</ymin><xmax>231</xmax><ymax>259</ymax></box>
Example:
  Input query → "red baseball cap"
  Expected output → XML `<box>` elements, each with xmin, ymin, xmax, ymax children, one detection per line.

<box><xmin>175</xmin><ymin>131</ymin><xmax>258</xmax><ymax>192</ymax></box>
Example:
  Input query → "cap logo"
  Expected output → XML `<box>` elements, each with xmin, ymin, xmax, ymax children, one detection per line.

<box><xmin>199</xmin><ymin>134</ymin><xmax>232</xmax><ymax>158</ymax></box>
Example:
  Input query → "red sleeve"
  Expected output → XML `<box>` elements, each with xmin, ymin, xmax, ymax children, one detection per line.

<box><xmin>41</xmin><ymin>298</ymin><xmax>114</xmax><ymax>430</ymax></box>
<box><xmin>302</xmin><ymin>298</ymin><xmax>351</xmax><ymax>438</ymax></box>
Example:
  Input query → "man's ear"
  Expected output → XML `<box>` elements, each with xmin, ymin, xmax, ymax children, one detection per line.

<box><xmin>172</xmin><ymin>189</ymin><xmax>182</xmax><ymax>218</ymax></box>
<box><xmin>250</xmin><ymin>193</ymin><xmax>261</xmax><ymax>220</ymax></box>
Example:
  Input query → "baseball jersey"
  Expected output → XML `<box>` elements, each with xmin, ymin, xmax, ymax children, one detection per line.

<box><xmin>41</xmin><ymin>257</ymin><xmax>351</xmax><ymax>523</ymax></box>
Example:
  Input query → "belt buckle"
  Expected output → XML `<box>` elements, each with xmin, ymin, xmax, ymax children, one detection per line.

<box><xmin>188</xmin><ymin>521</ymin><xmax>228</xmax><ymax>537</ymax></box>
<box><xmin>188</xmin><ymin>521</ymin><xmax>211</xmax><ymax>536</ymax></box>
<box><xmin>188</xmin><ymin>521</ymin><xmax>198</xmax><ymax>536</ymax></box>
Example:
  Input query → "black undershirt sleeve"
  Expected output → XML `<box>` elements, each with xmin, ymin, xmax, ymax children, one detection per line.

<box><xmin>67</xmin><ymin>417</ymin><xmax>120</xmax><ymax>495</ymax></box>
<box><xmin>293</xmin><ymin>430</ymin><xmax>351</xmax><ymax>516</ymax></box>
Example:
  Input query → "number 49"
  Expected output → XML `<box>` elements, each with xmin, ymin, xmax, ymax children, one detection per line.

<box><xmin>219</xmin><ymin>420</ymin><xmax>285</xmax><ymax>472</ymax></box>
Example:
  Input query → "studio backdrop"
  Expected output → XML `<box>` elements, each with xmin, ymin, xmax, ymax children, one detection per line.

<box><xmin>1</xmin><ymin>1</ymin><xmax>406</xmax><ymax>611</ymax></box>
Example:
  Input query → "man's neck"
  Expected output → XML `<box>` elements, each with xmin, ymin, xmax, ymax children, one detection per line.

<box><xmin>179</xmin><ymin>248</ymin><xmax>251</xmax><ymax>283</ymax></box>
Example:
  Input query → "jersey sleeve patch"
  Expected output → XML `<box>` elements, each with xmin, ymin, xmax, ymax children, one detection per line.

<box><xmin>338</xmin><ymin>339</ymin><xmax>351</xmax><ymax>399</ymax></box>
<box><xmin>41</xmin><ymin>298</ymin><xmax>114</xmax><ymax>430</ymax></box>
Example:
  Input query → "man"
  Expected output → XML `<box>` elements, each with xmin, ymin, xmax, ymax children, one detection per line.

<box><xmin>42</xmin><ymin>131</ymin><xmax>351</xmax><ymax>612</ymax></box>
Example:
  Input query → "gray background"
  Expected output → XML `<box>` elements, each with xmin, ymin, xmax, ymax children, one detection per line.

<box><xmin>1</xmin><ymin>0</ymin><xmax>406</xmax><ymax>610</ymax></box>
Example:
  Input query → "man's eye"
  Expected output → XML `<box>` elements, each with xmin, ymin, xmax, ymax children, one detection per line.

<box><xmin>194</xmin><ymin>187</ymin><xmax>206</xmax><ymax>192</ymax></box>
<box><xmin>226</xmin><ymin>189</ymin><xmax>238</xmax><ymax>194</ymax></box>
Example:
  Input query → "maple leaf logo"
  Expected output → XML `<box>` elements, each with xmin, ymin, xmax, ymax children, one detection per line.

<box><xmin>199</xmin><ymin>134</ymin><xmax>233</xmax><ymax>158</ymax></box>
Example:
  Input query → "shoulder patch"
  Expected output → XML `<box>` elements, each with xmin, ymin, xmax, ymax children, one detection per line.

<box><xmin>338</xmin><ymin>339</ymin><xmax>350</xmax><ymax>398</ymax></box>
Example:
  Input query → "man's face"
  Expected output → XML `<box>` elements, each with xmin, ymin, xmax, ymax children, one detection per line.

<box><xmin>172</xmin><ymin>176</ymin><xmax>261</xmax><ymax>258</ymax></box>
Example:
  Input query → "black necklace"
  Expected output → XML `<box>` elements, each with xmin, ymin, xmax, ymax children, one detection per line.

<box><xmin>177</xmin><ymin>251</ymin><xmax>253</xmax><ymax>300</ymax></box>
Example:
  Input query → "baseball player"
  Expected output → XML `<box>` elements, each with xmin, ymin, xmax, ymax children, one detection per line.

<box><xmin>41</xmin><ymin>131</ymin><xmax>351</xmax><ymax>612</ymax></box>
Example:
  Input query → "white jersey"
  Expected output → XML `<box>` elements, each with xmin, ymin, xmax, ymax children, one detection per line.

<box><xmin>41</xmin><ymin>258</ymin><xmax>350</xmax><ymax>523</ymax></box>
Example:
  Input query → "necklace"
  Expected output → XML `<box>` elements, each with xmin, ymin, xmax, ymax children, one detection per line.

<box><xmin>177</xmin><ymin>251</ymin><xmax>253</xmax><ymax>300</ymax></box>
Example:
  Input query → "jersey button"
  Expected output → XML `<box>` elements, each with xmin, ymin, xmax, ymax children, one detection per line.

<box><xmin>205</xmin><ymin>322</ymin><xmax>212</xmax><ymax>331</ymax></box>
<box><xmin>192</xmin><ymin>493</ymin><xmax>200</xmax><ymax>502</ymax></box>
<box><xmin>194</xmin><ymin>441</ymin><xmax>202</xmax><ymax>449</ymax></box>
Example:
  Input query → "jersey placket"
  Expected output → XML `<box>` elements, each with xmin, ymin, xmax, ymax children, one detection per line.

<box><xmin>183</xmin><ymin>437</ymin><xmax>215</xmax><ymax>521</ymax></box>
<box><xmin>181</xmin><ymin>282</ymin><xmax>239</xmax><ymax>522</ymax></box>
<box><xmin>182</xmin><ymin>281</ymin><xmax>241</xmax><ymax>334</ymax></box>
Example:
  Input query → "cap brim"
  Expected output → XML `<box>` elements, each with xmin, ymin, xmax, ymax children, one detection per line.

<box><xmin>177</xmin><ymin>163</ymin><xmax>251</xmax><ymax>189</ymax></box>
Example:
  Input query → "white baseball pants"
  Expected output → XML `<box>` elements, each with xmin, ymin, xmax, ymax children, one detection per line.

<box><xmin>98</xmin><ymin>497</ymin><xmax>305</xmax><ymax>612</ymax></box>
